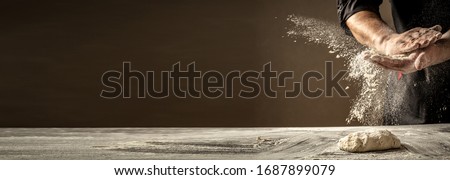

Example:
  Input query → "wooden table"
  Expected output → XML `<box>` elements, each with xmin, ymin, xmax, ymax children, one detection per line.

<box><xmin>0</xmin><ymin>124</ymin><xmax>449</xmax><ymax>159</ymax></box>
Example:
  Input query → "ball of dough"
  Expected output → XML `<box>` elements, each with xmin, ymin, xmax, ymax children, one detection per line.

<box><xmin>338</xmin><ymin>129</ymin><xmax>401</xmax><ymax>153</ymax></box>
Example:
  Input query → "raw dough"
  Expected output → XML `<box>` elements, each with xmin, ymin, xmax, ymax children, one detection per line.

<box><xmin>338</xmin><ymin>130</ymin><xmax>401</xmax><ymax>153</ymax></box>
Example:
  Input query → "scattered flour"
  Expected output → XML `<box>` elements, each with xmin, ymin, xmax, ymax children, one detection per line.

<box><xmin>338</xmin><ymin>130</ymin><xmax>402</xmax><ymax>152</ymax></box>
<box><xmin>287</xmin><ymin>15</ymin><xmax>390</xmax><ymax>125</ymax></box>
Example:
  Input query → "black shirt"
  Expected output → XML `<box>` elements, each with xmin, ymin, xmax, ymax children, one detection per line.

<box><xmin>337</xmin><ymin>0</ymin><xmax>450</xmax><ymax>124</ymax></box>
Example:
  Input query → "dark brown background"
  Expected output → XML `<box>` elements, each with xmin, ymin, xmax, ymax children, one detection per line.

<box><xmin>0</xmin><ymin>0</ymin><xmax>393</xmax><ymax>127</ymax></box>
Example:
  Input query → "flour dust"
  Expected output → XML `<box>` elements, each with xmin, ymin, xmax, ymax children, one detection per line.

<box><xmin>287</xmin><ymin>15</ymin><xmax>391</xmax><ymax>125</ymax></box>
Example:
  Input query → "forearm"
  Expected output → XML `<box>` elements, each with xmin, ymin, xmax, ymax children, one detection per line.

<box><xmin>437</xmin><ymin>31</ymin><xmax>450</xmax><ymax>60</ymax></box>
<box><xmin>427</xmin><ymin>31</ymin><xmax>450</xmax><ymax>62</ymax></box>
<box><xmin>346</xmin><ymin>11</ymin><xmax>395</xmax><ymax>53</ymax></box>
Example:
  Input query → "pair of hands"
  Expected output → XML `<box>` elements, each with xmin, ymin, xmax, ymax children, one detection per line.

<box><xmin>365</xmin><ymin>25</ymin><xmax>450</xmax><ymax>74</ymax></box>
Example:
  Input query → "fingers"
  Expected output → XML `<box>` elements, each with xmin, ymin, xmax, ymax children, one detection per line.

<box><xmin>418</xmin><ymin>39</ymin><xmax>430</xmax><ymax>49</ymax></box>
<box><xmin>417</xmin><ymin>26</ymin><xmax>442</xmax><ymax>46</ymax></box>
<box><xmin>422</xmin><ymin>33</ymin><xmax>442</xmax><ymax>48</ymax></box>
<box><xmin>414</xmin><ymin>52</ymin><xmax>428</xmax><ymax>70</ymax></box>
<box><xmin>363</xmin><ymin>51</ymin><xmax>416</xmax><ymax>73</ymax></box>
<box><xmin>420</xmin><ymin>26</ymin><xmax>443</xmax><ymax>48</ymax></box>
<box><xmin>429</xmin><ymin>25</ymin><xmax>442</xmax><ymax>32</ymax></box>
<box><xmin>366</xmin><ymin>54</ymin><xmax>412</xmax><ymax>71</ymax></box>
<box><xmin>397</xmin><ymin>26</ymin><xmax>443</xmax><ymax>53</ymax></box>
<box><xmin>414</xmin><ymin>54</ymin><xmax>424</xmax><ymax>70</ymax></box>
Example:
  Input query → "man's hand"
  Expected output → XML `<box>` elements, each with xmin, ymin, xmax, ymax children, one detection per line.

<box><xmin>362</xmin><ymin>51</ymin><xmax>416</xmax><ymax>73</ymax></box>
<box><xmin>345</xmin><ymin>11</ymin><xmax>449</xmax><ymax>72</ymax></box>
<box><xmin>380</xmin><ymin>25</ymin><xmax>442</xmax><ymax>56</ymax></box>
<box><xmin>346</xmin><ymin>11</ymin><xmax>442</xmax><ymax>56</ymax></box>
<box><xmin>413</xmin><ymin>30</ymin><xmax>450</xmax><ymax>70</ymax></box>
<box><xmin>365</xmin><ymin>29</ymin><xmax>450</xmax><ymax>73</ymax></box>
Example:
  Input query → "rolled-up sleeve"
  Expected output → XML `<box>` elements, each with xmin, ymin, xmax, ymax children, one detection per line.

<box><xmin>337</xmin><ymin>0</ymin><xmax>383</xmax><ymax>35</ymax></box>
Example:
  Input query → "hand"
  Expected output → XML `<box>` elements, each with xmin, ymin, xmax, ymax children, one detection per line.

<box><xmin>362</xmin><ymin>51</ymin><xmax>417</xmax><ymax>73</ymax></box>
<box><xmin>365</xmin><ymin>29</ymin><xmax>450</xmax><ymax>73</ymax></box>
<box><xmin>379</xmin><ymin>25</ymin><xmax>442</xmax><ymax>56</ymax></box>
<box><xmin>414</xmin><ymin>29</ymin><xmax>450</xmax><ymax>70</ymax></box>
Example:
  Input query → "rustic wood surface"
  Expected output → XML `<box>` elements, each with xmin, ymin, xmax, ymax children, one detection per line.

<box><xmin>0</xmin><ymin>124</ymin><xmax>449</xmax><ymax>159</ymax></box>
